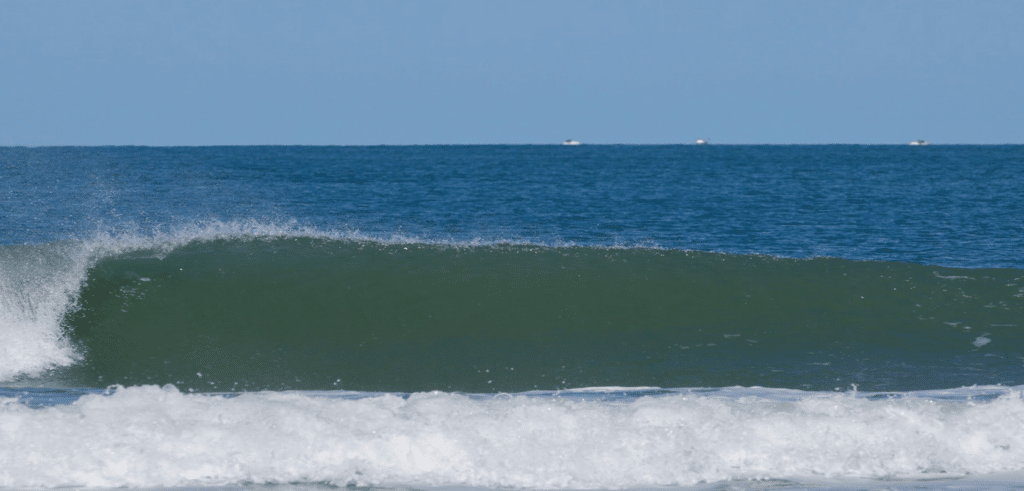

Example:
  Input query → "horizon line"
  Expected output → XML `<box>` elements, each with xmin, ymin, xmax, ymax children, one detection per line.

<box><xmin>2</xmin><ymin>142</ymin><xmax>1022</xmax><ymax>148</ymax></box>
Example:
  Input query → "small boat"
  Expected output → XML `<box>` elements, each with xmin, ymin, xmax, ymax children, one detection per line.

<box><xmin>909</xmin><ymin>140</ymin><xmax>929</xmax><ymax>146</ymax></box>
<box><xmin>562</xmin><ymin>139</ymin><xmax>580</xmax><ymax>146</ymax></box>
<box><xmin>695</xmin><ymin>139</ymin><xmax>708</xmax><ymax>145</ymax></box>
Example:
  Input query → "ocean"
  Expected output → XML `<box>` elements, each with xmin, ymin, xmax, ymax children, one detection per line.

<box><xmin>1</xmin><ymin>144</ymin><xmax>1023</xmax><ymax>490</ymax></box>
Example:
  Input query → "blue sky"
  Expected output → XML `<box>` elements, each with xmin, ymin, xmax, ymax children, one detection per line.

<box><xmin>1</xmin><ymin>0</ymin><xmax>1021</xmax><ymax>145</ymax></box>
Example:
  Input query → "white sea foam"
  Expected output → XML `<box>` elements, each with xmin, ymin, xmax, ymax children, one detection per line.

<box><xmin>2</xmin><ymin>386</ymin><xmax>1024</xmax><ymax>489</ymax></box>
<box><xmin>0</xmin><ymin>242</ymin><xmax>85</xmax><ymax>381</ymax></box>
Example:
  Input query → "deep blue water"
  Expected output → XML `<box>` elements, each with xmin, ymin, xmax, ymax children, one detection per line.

<box><xmin>4</xmin><ymin>145</ymin><xmax>1022</xmax><ymax>268</ymax></box>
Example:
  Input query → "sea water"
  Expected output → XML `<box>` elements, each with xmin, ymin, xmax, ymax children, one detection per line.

<box><xmin>1</xmin><ymin>145</ymin><xmax>1023</xmax><ymax>490</ymax></box>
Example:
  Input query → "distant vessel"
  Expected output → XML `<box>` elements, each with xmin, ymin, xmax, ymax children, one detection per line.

<box><xmin>695</xmin><ymin>139</ymin><xmax>708</xmax><ymax>145</ymax></box>
<box><xmin>563</xmin><ymin>139</ymin><xmax>581</xmax><ymax>146</ymax></box>
<box><xmin>909</xmin><ymin>140</ymin><xmax>930</xmax><ymax>146</ymax></box>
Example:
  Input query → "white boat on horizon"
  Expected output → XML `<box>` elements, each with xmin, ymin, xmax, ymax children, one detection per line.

<box><xmin>562</xmin><ymin>139</ymin><xmax>581</xmax><ymax>146</ymax></box>
<box><xmin>695</xmin><ymin>139</ymin><xmax>708</xmax><ymax>145</ymax></box>
<box><xmin>909</xmin><ymin>140</ymin><xmax>930</xmax><ymax>146</ymax></box>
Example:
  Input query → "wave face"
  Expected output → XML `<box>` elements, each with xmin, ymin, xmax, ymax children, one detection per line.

<box><xmin>5</xmin><ymin>230</ymin><xmax>1022</xmax><ymax>393</ymax></box>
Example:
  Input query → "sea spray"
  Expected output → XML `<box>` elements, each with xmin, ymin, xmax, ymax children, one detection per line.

<box><xmin>0</xmin><ymin>242</ymin><xmax>84</xmax><ymax>380</ymax></box>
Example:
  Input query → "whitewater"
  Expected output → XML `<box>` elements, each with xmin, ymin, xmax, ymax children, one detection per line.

<box><xmin>3</xmin><ymin>384</ymin><xmax>1024</xmax><ymax>489</ymax></box>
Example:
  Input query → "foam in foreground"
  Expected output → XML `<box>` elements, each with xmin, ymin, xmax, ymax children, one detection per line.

<box><xmin>2</xmin><ymin>385</ymin><xmax>1024</xmax><ymax>489</ymax></box>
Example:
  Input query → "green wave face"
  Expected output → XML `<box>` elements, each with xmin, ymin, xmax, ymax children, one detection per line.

<box><xmin>58</xmin><ymin>238</ymin><xmax>1024</xmax><ymax>392</ymax></box>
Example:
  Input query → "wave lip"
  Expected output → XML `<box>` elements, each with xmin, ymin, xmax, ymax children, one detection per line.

<box><xmin>0</xmin><ymin>242</ymin><xmax>85</xmax><ymax>381</ymax></box>
<box><xmin>2</xmin><ymin>385</ymin><xmax>1024</xmax><ymax>489</ymax></box>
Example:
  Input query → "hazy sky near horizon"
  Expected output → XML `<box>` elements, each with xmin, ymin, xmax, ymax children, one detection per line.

<box><xmin>1</xmin><ymin>0</ymin><xmax>1022</xmax><ymax>145</ymax></box>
